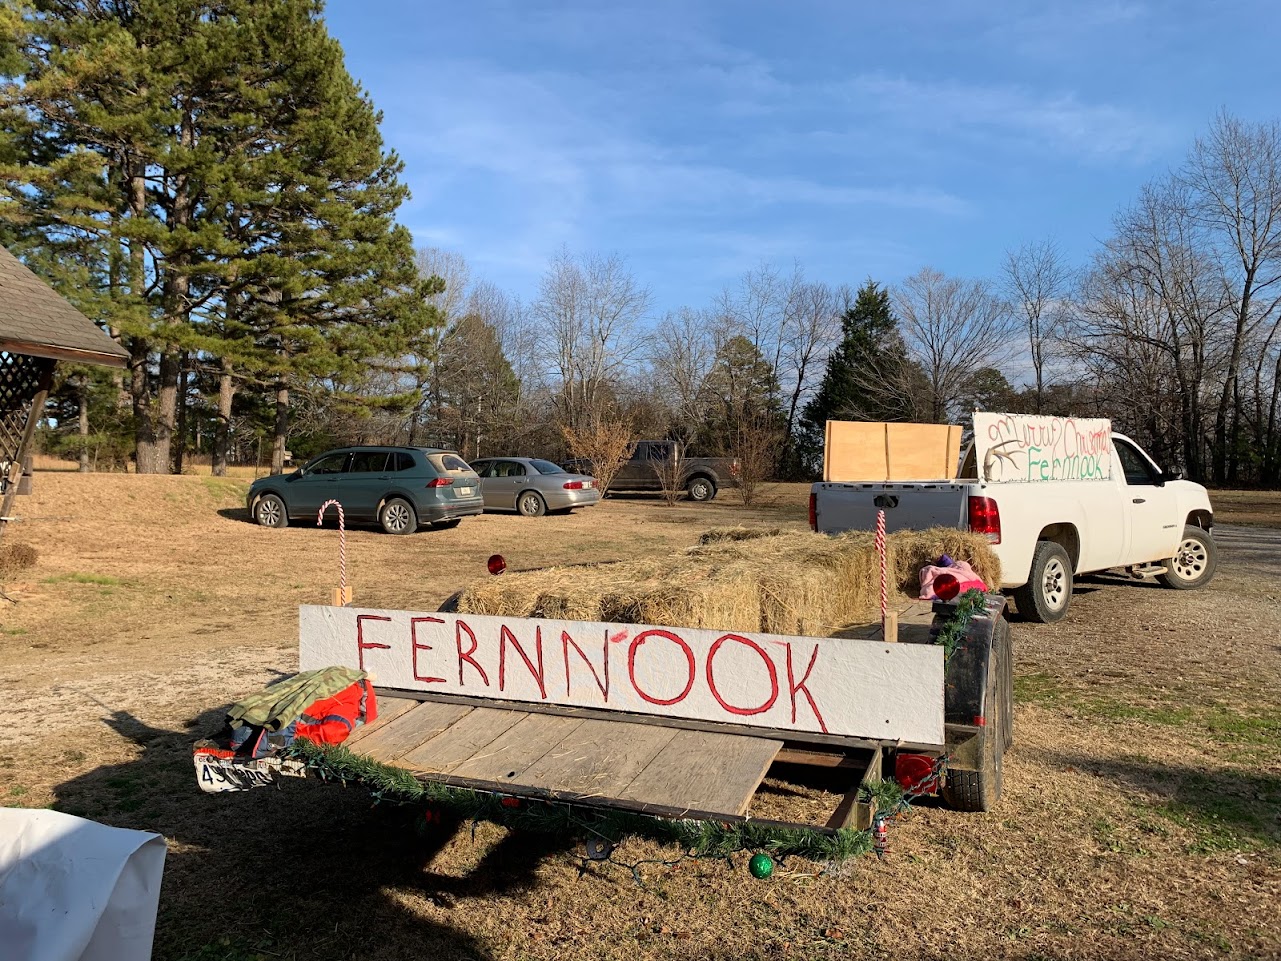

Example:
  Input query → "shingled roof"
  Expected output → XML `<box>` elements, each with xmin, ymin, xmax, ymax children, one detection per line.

<box><xmin>0</xmin><ymin>244</ymin><xmax>129</xmax><ymax>368</ymax></box>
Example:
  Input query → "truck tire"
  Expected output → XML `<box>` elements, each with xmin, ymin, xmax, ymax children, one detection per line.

<box><xmin>686</xmin><ymin>476</ymin><xmax>716</xmax><ymax>502</ymax></box>
<box><xmin>942</xmin><ymin>631</ymin><xmax>1005</xmax><ymax>812</ymax></box>
<box><xmin>1157</xmin><ymin>524</ymin><xmax>1217</xmax><ymax>590</ymax></box>
<box><xmin>1011</xmin><ymin>540</ymin><xmax>1073</xmax><ymax>623</ymax></box>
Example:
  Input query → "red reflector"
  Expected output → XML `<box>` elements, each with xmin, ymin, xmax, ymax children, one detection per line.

<box><xmin>967</xmin><ymin>495</ymin><xmax>1001</xmax><ymax>543</ymax></box>
<box><xmin>563</xmin><ymin>481</ymin><xmax>583</xmax><ymax>490</ymax></box>
<box><xmin>934</xmin><ymin>573</ymin><xmax>961</xmax><ymax>601</ymax></box>
<box><xmin>487</xmin><ymin>554</ymin><xmax>507</xmax><ymax>575</ymax></box>
<box><xmin>894</xmin><ymin>753</ymin><xmax>940</xmax><ymax>793</ymax></box>
<box><xmin>973</xmin><ymin>715</ymin><xmax>986</xmax><ymax>727</ymax></box>
<box><xmin>426</xmin><ymin>477</ymin><xmax>454</xmax><ymax>488</ymax></box>
<box><xmin>808</xmin><ymin>492</ymin><xmax>817</xmax><ymax>531</ymax></box>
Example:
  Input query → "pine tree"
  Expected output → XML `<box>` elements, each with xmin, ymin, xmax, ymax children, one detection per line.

<box><xmin>797</xmin><ymin>280</ymin><xmax>923</xmax><ymax>475</ymax></box>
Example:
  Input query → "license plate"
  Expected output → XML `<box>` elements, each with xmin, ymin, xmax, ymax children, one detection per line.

<box><xmin>456</xmin><ymin>486</ymin><xmax>474</xmax><ymax>496</ymax></box>
<box><xmin>584</xmin><ymin>481</ymin><xmax>594</xmax><ymax>489</ymax></box>
<box><xmin>193</xmin><ymin>750</ymin><xmax>305</xmax><ymax>793</ymax></box>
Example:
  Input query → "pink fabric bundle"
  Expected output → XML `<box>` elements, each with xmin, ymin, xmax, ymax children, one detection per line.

<box><xmin>918</xmin><ymin>559</ymin><xmax>987</xmax><ymax>600</ymax></box>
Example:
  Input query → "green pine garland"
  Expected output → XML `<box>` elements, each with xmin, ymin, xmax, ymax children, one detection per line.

<box><xmin>287</xmin><ymin>739</ymin><xmax>874</xmax><ymax>862</ymax></box>
<box><xmin>933</xmin><ymin>588</ymin><xmax>990</xmax><ymax>660</ymax></box>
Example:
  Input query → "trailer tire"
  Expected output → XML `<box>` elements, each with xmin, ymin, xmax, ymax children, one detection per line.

<box><xmin>1157</xmin><ymin>524</ymin><xmax>1217</xmax><ymax>590</ymax></box>
<box><xmin>1012</xmin><ymin>540</ymin><xmax>1073</xmax><ymax>623</ymax></box>
<box><xmin>942</xmin><ymin>635</ymin><xmax>1005</xmax><ymax>812</ymax></box>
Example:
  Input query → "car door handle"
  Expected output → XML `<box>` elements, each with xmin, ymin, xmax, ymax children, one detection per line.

<box><xmin>1132</xmin><ymin>497</ymin><xmax>1145</xmax><ymax>504</ymax></box>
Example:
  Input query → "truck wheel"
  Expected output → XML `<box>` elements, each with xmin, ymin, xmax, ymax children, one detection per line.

<box><xmin>686</xmin><ymin>476</ymin><xmax>716</xmax><ymax>502</ymax></box>
<box><xmin>1012</xmin><ymin>541</ymin><xmax>1073</xmax><ymax>623</ymax></box>
<box><xmin>1157</xmin><ymin>525</ymin><xmax>1217</xmax><ymax>590</ymax></box>
<box><xmin>942</xmin><ymin>633</ymin><xmax>1005</xmax><ymax>812</ymax></box>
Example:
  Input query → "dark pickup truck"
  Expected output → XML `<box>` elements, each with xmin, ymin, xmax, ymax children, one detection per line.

<box><xmin>594</xmin><ymin>440</ymin><xmax>740</xmax><ymax>501</ymax></box>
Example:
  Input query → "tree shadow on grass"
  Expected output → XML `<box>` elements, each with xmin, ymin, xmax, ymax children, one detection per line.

<box><xmin>1041</xmin><ymin>749</ymin><xmax>1281</xmax><ymax>850</ymax></box>
<box><xmin>53</xmin><ymin>708</ymin><xmax>575</xmax><ymax>961</ymax></box>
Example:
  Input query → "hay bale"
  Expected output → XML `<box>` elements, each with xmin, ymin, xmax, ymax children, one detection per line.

<box><xmin>0</xmin><ymin>541</ymin><xmax>37</xmax><ymax>579</ymax></box>
<box><xmin>455</xmin><ymin>527</ymin><xmax>1000</xmax><ymax>637</ymax></box>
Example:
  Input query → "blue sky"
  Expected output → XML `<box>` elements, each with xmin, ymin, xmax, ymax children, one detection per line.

<box><xmin>324</xmin><ymin>0</ymin><xmax>1281</xmax><ymax>314</ymax></box>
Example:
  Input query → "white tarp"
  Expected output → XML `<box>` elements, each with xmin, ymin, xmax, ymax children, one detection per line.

<box><xmin>0</xmin><ymin>808</ymin><xmax>166</xmax><ymax>961</ymax></box>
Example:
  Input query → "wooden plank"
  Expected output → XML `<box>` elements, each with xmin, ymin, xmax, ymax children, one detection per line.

<box><xmin>617</xmin><ymin>729</ymin><xmax>781</xmax><ymax>817</ymax></box>
<box><xmin>827</xmin><ymin>746</ymin><xmax>883</xmax><ymax>830</ymax></box>
<box><xmin>345</xmin><ymin>696</ymin><xmax>417</xmax><ymax>746</ymax></box>
<box><xmin>824</xmin><ymin>420</ymin><xmax>887</xmax><ymax>482</ymax></box>
<box><xmin>448</xmin><ymin>714</ymin><xmax>586</xmax><ymax>782</ymax></box>
<box><xmin>519</xmin><ymin>719</ymin><xmax>678</xmax><ymax>799</ymax></box>
<box><xmin>356</xmin><ymin>701</ymin><xmax>471</xmax><ymax>762</ymax></box>
<box><xmin>375</xmin><ymin>688</ymin><xmax>949</xmax><ymax>755</ymax></box>
<box><xmin>398</xmin><ymin>707</ymin><xmax>529</xmax><ymax>774</ymax></box>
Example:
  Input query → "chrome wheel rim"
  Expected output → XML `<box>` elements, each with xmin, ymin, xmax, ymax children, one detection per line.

<box><xmin>257</xmin><ymin>499</ymin><xmax>281</xmax><ymax>526</ymax></box>
<box><xmin>384</xmin><ymin>502</ymin><xmax>411</xmax><ymax>532</ymax></box>
<box><xmin>1173</xmin><ymin>537</ymin><xmax>1207</xmax><ymax>580</ymax></box>
<box><xmin>519</xmin><ymin>494</ymin><xmax>539</xmax><ymax>516</ymax></box>
<box><xmin>1042</xmin><ymin>557</ymin><xmax>1068</xmax><ymax>611</ymax></box>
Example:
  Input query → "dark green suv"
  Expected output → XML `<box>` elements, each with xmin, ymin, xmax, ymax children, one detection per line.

<box><xmin>246</xmin><ymin>446</ymin><xmax>484</xmax><ymax>534</ymax></box>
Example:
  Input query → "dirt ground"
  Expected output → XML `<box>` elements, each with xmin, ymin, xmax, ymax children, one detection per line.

<box><xmin>0</xmin><ymin>473</ymin><xmax>1278</xmax><ymax>961</ymax></box>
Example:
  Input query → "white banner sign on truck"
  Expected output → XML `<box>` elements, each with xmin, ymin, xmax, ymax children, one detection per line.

<box><xmin>299</xmin><ymin>605</ymin><xmax>946</xmax><ymax>746</ymax></box>
<box><xmin>974</xmin><ymin>412</ymin><xmax>1113</xmax><ymax>483</ymax></box>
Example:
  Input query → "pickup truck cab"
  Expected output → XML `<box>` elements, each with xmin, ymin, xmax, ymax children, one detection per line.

<box><xmin>584</xmin><ymin>440</ymin><xmax>740</xmax><ymax>501</ymax></box>
<box><xmin>811</xmin><ymin>427</ymin><xmax>1216</xmax><ymax>622</ymax></box>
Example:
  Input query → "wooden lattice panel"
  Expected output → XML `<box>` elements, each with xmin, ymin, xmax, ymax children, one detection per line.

<box><xmin>0</xmin><ymin>351</ymin><xmax>49</xmax><ymax>469</ymax></box>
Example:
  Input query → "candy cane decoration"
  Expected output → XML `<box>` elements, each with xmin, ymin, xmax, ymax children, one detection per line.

<box><xmin>318</xmin><ymin>499</ymin><xmax>347</xmax><ymax>603</ymax></box>
<box><xmin>875</xmin><ymin>508</ymin><xmax>888</xmax><ymax>627</ymax></box>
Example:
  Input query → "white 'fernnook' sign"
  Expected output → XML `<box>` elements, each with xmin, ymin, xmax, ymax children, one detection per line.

<box><xmin>974</xmin><ymin>412</ymin><xmax>1113</xmax><ymax>483</ymax></box>
<box><xmin>299</xmin><ymin>605</ymin><xmax>946</xmax><ymax>746</ymax></box>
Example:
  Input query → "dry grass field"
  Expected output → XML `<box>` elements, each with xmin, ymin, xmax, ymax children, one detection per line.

<box><xmin>0</xmin><ymin>471</ymin><xmax>1278</xmax><ymax>961</ymax></box>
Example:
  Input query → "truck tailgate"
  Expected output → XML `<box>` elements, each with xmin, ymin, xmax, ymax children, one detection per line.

<box><xmin>812</xmin><ymin>482</ymin><xmax>969</xmax><ymax>534</ymax></box>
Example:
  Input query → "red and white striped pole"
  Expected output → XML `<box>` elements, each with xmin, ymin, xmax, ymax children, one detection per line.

<box><xmin>318</xmin><ymin>499</ymin><xmax>349</xmax><ymax>606</ymax></box>
<box><xmin>875</xmin><ymin>508</ymin><xmax>888</xmax><ymax>629</ymax></box>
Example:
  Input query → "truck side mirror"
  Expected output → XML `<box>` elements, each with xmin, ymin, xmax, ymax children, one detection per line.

<box><xmin>1163</xmin><ymin>467</ymin><xmax>1183</xmax><ymax>483</ymax></box>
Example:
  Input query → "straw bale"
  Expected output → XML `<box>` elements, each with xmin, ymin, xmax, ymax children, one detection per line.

<box><xmin>454</xmin><ymin>527</ymin><xmax>1001</xmax><ymax>637</ymax></box>
<box><xmin>0</xmin><ymin>541</ymin><xmax>37</xmax><ymax>578</ymax></box>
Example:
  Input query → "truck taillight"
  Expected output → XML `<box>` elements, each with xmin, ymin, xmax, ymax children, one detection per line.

<box><xmin>563</xmin><ymin>481</ymin><xmax>583</xmax><ymax>490</ymax></box>
<box><xmin>968</xmin><ymin>496</ymin><xmax>1001</xmax><ymax>543</ymax></box>
<box><xmin>731</xmin><ymin>459</ymin><xmax>741</xmax><ymax>477</ymax></box>
<box><xmin>426</xmin><ymin>477</ymin><xmax>454</xmax><ymax>488</ymax></box>
<box><xmin>808</xmin><ymin>492</ymin><xmax>817</xmax><ymax>531</ymax></box>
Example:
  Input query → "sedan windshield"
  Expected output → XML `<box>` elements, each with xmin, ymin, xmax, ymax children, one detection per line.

<box><xmin>529</xmin><ymin>459</ymin><xmax>565</xmax><ymax>474</ymax></box>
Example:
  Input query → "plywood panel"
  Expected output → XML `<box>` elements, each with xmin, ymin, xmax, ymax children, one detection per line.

<box><xmin>824</xmin><ymin>420</ymin><xmax>963</xmax><ymax>482</ymax></box>
<box><xmin>398</xmin><ymin>707</ymin><xmax>529</xmax><ymax>774</ymax></box>
<box><xmin>345</xmin><ymin>695</ymin><xmax>417</xmax><ymax>746</ymax></box>
<box><xmin>617</xmin><ymin>730</ymin><xmax>781</xmax><ymax>817</ymax></box>
<box><xmin>519</xmin><ymin>720</ymin><xmax>678</xmax><ymax>799</ymax></box>
<box><xmin>824</xmin><ymin>421</ymin><xmax>887</xmax><ymax>482</ymax></box>
<box><xmin>357</xmin><ymin>701</ymin><xmax>471</xmax><ymax>762</ymax></box>
<box><xmin>448</xmin><ymin>714</ymin><xmax>586</xmax><ymax>782</ymax></box>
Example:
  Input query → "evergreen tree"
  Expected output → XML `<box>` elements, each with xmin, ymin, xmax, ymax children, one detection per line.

<box><xmin>1</xmin><ymin>0</ymin><xmax>436</xmax><ymax>474</ymax></box>
<box><xmin>797</xmin><ymin>280</ymin><xmax>922</xmax><ymax>475</ymax></box>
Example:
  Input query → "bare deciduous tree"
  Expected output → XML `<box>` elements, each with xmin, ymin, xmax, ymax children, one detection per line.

<box><xmin>894</xmin><ymin>267</ymin><xmax>1018</xmax><ymax>422</ymax></box>
<box><xmin>561</xmin><ymin>415</ymin><xmax>636</xmax><ymax>494</ymax></box>
<box><xmin>1002</xmin><ymin>239</ymin><xmax>1072</xmax><ymax>414</ymax></box>
<box><xmin>534</xmin><ymin>249</ymin><xmax>651</xmax><ymax>431</ymax></box>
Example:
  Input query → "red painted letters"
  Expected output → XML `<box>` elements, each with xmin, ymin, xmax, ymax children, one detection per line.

<box><xmin>455</xmin><ymin>619</ymin><xmax>490</xmax><ymax>687</ymax></box>
<box><xmin>499</xmin><ymin>624</ymin><xmax>547</xmax><ymax>699</ymax></box>
<box><xmin>706</xmin><ymin>633</ymin><xmax>779</xmax><ymax>716</ymax></box>
<box><xmin>409</xmin><ymin>616</ymin><xmax>447</xmax><ymax>684</ymax></box>
<box><xmin>355</xmin><ymin>614</ymin><xmax>392</xmax><ymax>672</ymax></box>
<box><xmin>627</xmin><ymin>629</ymin><xmax>696</xmax><ymax>706</ymax></box>
<box><xmin>561</xmin><ymin>629</ymin><xmax>610</xmax><ymax>700</ymax></box>
<box><xmin>785</xmin><ymin>641</ymin><xmax>828</xmax><ymax>733</ymax></box>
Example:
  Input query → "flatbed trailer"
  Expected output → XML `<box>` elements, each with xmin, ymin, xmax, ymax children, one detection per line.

<box><xmin>200</xmin><ymin>594</ymin><xmax>1013</xmax><ymax>837</ymax></box>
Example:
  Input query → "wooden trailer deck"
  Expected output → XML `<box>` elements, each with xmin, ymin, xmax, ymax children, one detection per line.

<box><xmin>338</xmin><ymin>600</ymin><xmax>947</xmax><ymax>830</ymax></box>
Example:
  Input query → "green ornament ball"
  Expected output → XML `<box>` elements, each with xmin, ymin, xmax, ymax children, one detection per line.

<box><xmin>748</xmin><ymin>853</ymin><xmax>774</xmax><ymax>879</ymax></box>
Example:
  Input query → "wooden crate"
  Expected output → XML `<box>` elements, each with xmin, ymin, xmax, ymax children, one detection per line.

<box><xmin>823</xmin><ymin>420</ymin><xmax>963</xmax><ymax>482</ymax></box>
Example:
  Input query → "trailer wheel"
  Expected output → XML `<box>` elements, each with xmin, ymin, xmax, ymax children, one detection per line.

<box><xmin>1012</xmin><ymin>540</ymin><xmax>1073</xmax><ymax>623</ymax></box>
<box><xmin>942</xmin><ymin>635</ymin><xmax>1005</xmax><ymax>812</ymax></box>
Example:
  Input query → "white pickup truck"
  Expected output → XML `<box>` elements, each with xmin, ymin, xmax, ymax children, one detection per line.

<box><xmin>810</xmin><ymin>414</ymin><xmax>1217</xmax><ymax>622</ymax></box>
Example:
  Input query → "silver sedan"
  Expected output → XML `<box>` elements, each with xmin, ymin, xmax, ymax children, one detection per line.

<box><xmin>469</xmin><ymin>457</ymin><xmax>602</xmax><ymax>517</ymax></box>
